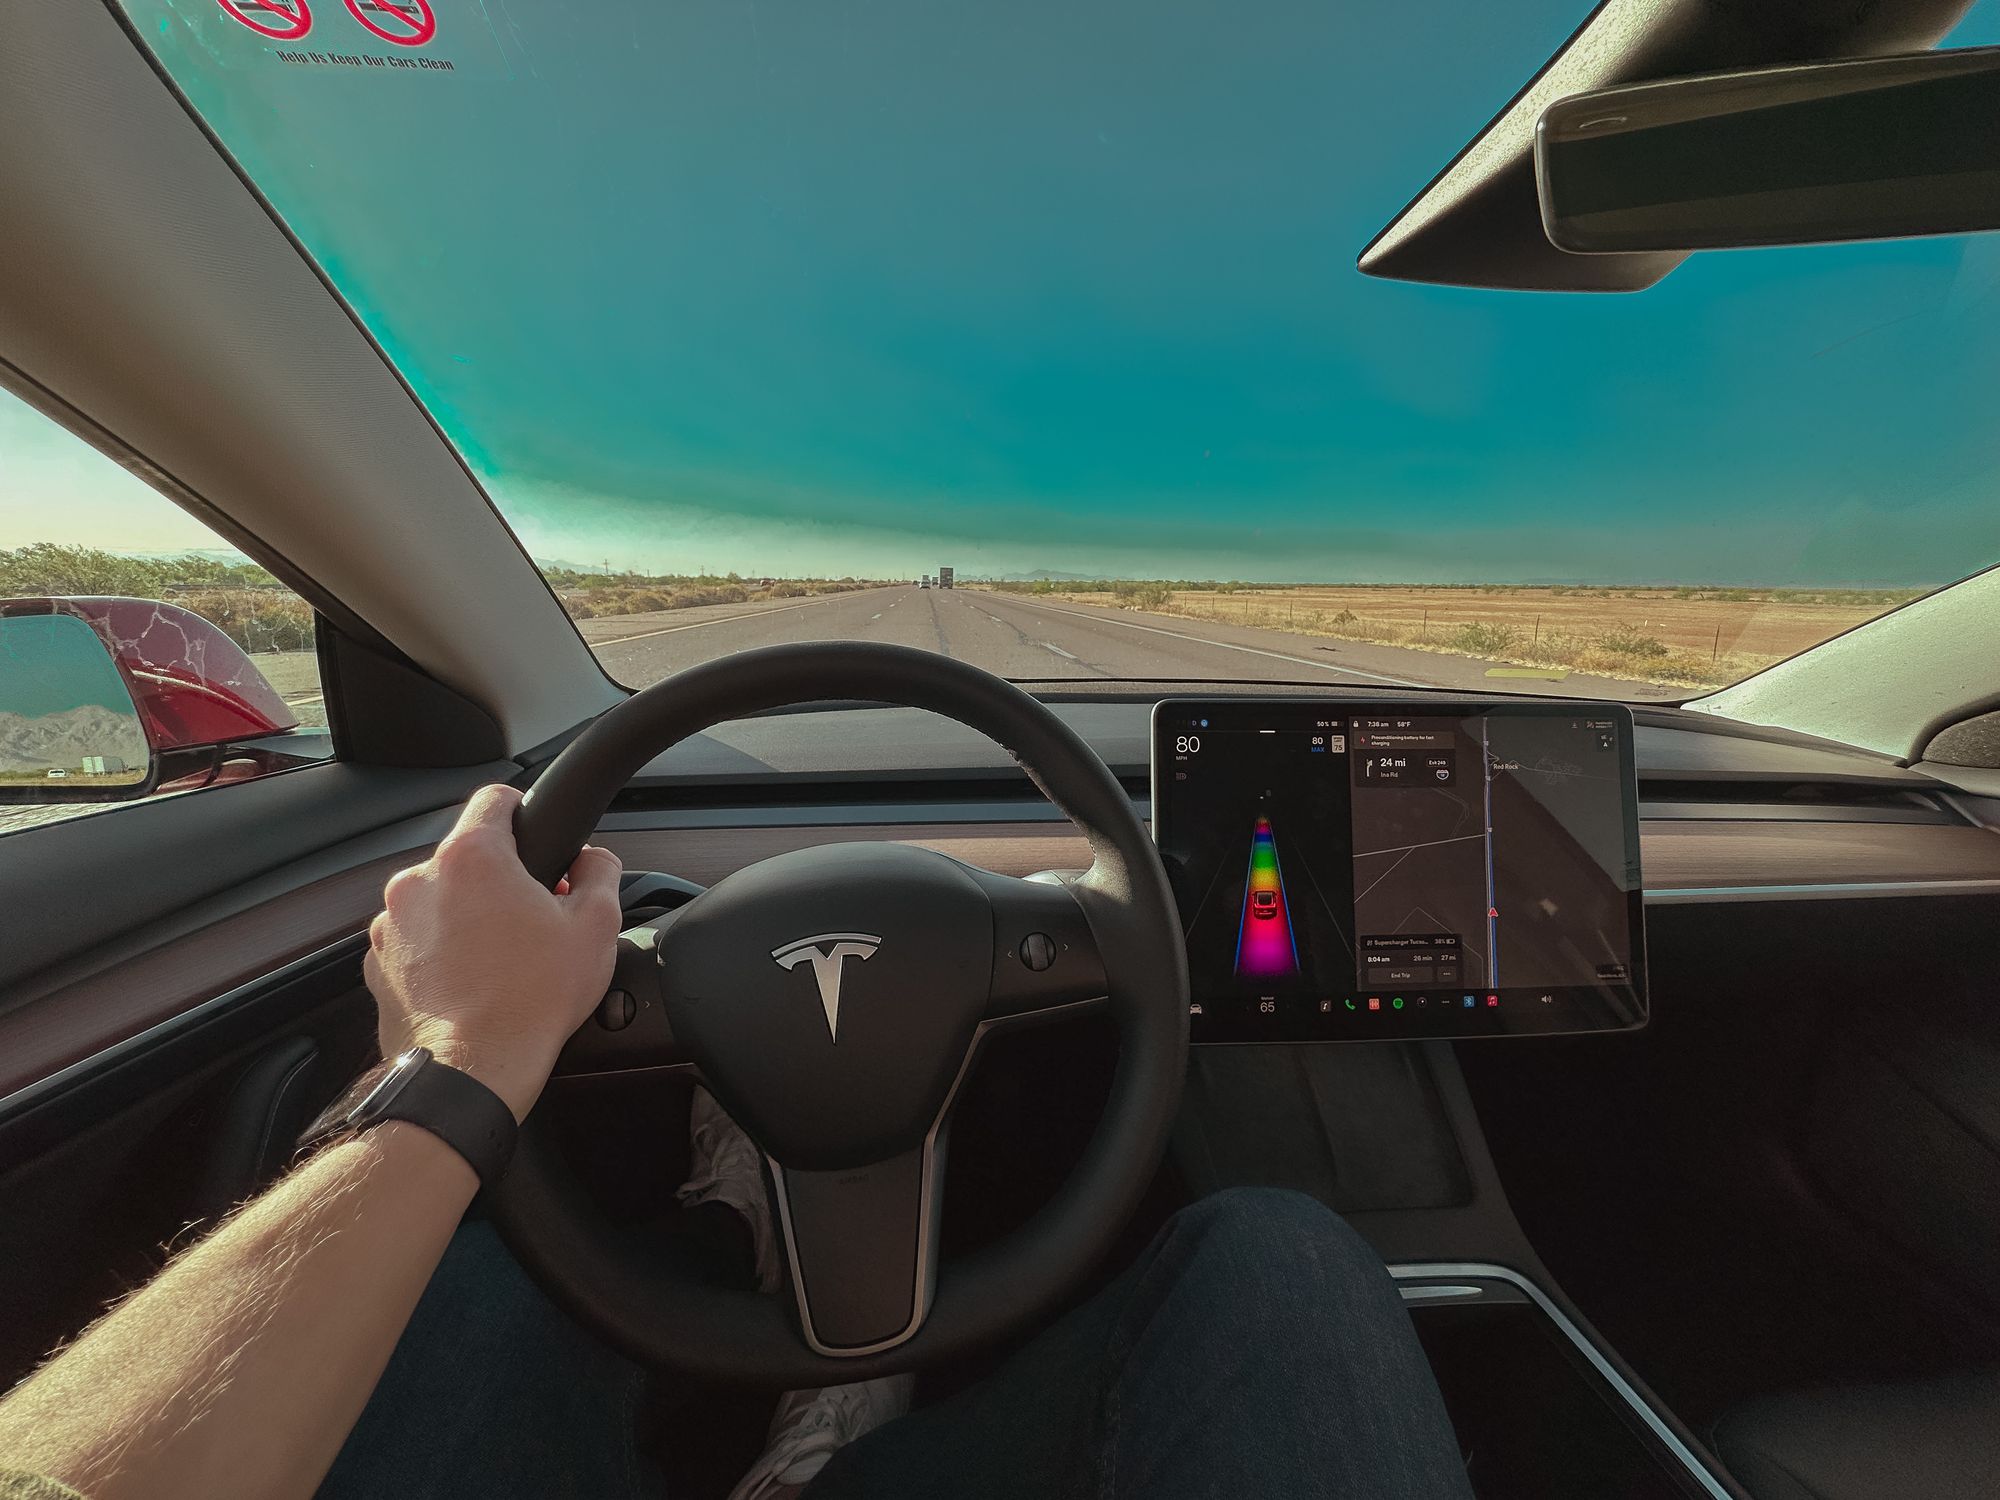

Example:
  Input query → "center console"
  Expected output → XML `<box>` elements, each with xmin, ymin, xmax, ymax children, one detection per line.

<box><xmin>1170</xmin><ymin>1038</ymin><xmax>1739</xmax><ymax>1500</ymax></box>
<box><xmin>1154</xmin><ymin>700</ymin><xmax>1726</xmax><ymax>1494</ymax></box>
<box><xmin>1398</xmin><ymin>1269</ymin><xmax>1729</xmax><ymax>1499</ymax></box>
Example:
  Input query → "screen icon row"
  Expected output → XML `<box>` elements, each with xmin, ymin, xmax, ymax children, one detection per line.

<box><xmin>1190</xmin><ymin>993</ymin><xmax>1506</xmax><ymax>1019</ymax></box>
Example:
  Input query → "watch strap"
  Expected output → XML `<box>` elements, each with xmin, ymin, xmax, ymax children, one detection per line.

<box><xmin>383</xmin><ymin>1057</ymin><xmax>518</xmax><ymax>1190</ymax></box>
<box><xmin>301</xmin><ymin>1049</ymin><xmax>519</xmax><ymax>1190</ymax></box>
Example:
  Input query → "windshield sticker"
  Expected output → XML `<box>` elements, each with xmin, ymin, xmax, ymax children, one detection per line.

<box><xmin>343</xmin><ymin>0</ymin><xmax>435</xmax><ymax>48</ymax></box>
<box><xmin>131</xmin><ymin>1</ymin><xmax>506</xmax><ymax>79</ymax></box>
<box><xmin>215</xmin><ymin>0</ymin><xmax>313</xmax><ymax>39</ymax></box>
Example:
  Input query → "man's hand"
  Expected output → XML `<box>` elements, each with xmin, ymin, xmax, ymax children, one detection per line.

<box><xmin>366</xmin><ymin>784</ymin><xmax>623</xmax><ymax>1121</ymax></box>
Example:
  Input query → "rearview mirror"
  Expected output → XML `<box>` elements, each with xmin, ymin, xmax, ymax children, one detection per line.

<box><xmin>0</xmin><ymin>609</ymin><xmax>157</xmax><ymax>803</ymax></box>
<box><xmin>1536</xmin><ymin>48</ymin><xmax>2000</xmax><ymax>254</ymax></box>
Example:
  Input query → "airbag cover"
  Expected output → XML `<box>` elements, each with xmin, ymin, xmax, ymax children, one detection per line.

<box><xmin>658</xmin><ymin>842</ymin><xmax>991</xmax><ymax>1169</ymax></box>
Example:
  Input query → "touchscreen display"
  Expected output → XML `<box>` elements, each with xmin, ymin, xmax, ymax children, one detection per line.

<box><xmin>1152</xmin><ymin>699</ymin><xmax>1646</xmax><ymax>1042</ymax></box>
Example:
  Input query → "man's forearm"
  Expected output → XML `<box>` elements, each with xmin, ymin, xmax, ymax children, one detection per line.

<box><xmin>0</xmin><ymin>1122</ymin><xmax>478</xmax><ymax>1500</ymax></box>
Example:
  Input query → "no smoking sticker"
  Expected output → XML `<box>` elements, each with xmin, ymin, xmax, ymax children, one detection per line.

<box><xmin>153</xmin><ymin>0</ymin><xmax>508</xmax><ymax>79</ymax></box>
<box><xmin>343</xmin><ymin>0</ymin><xmax>435</xmax><ymax>46</ymax></box>
<box><xmin>216</xmin><ymin>0</ymin><xmax>313</xmax><ymax>39</ymax></box>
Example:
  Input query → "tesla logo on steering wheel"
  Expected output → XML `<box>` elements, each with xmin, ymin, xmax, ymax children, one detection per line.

<box><xmin>771</xmin><ymin>933</ymin><xmax>881</xmax><ymax>1043</ymax></box>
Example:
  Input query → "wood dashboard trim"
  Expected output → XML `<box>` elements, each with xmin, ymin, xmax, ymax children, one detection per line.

<box><xmin>4</xmin><ymin>817</ymin><xmax>1997</xmax><ymax>1103</ymax></box>
<box><xmin>0</xmin><ymin>852</ymin><xmax>413</xmax><ymax>1100</ymax></box>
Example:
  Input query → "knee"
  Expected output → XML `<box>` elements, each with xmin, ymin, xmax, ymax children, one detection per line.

<box><xmin>1168</xmin><ymin>1187</ymin><xmax>1387</xmax><ymax>1287</ymax></box>
<box><xmin>1173</xmin><ymin>1185</ymin><xmax>1363</xmax><ymax>1249</ymax></box>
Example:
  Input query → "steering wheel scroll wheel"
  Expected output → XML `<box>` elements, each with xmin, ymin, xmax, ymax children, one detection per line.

<box><xmin>492</xmin><ymin>642</ymin><xmax>1189</xmax><ymax>1386</ymax></box>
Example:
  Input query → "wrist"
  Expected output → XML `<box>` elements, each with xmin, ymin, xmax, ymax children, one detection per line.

<box><xmin>402</xmin><ymin>1027</ymin><xmax>558</xmax><ymax>1124</ymax></box>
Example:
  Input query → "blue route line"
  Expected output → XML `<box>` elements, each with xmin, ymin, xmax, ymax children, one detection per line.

<box><xmin>1482</xmin><ymin>718</ymin><xmax>1497</xmax><ymax>988</ymax></box>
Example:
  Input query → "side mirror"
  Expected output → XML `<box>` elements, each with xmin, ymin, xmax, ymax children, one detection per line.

<box><xmin>0</xmin><ymin>607</ymin><xmax>158</xmax><ymax>803</ymax></box>
<box><xmin>1536</xmin><ymin>47</ymin><xmax>2000</xmax><ymax>254</ymax></box>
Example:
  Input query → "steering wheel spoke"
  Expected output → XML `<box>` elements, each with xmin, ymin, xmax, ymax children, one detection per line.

<box><xmin>552</xmin><ymin>918</ymin><xmax>692</xmax><ymax>1077</ymax></box>
<box><xmin>770</xmin><ymin>1144</ymin><xmax>940</xmax><ymax>1355</ymax></box>
<box><xmin>974</xmin><ymin>869</ymin><xmax>1112</xmax><ymax>1023</ymax></box>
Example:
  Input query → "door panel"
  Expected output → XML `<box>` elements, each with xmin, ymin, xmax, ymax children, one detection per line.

<box><xmin>0</xmin><ymin>760</ymin><xmax>515</xmax><ymax>1100</ymax></box>
<box><xmin>0</xmin><ymin>948</ymin><xmax>374</xmax><ymax>1388</ymax></box>
<box><xmin>0</xmin><ymin>759</ymin><xmax>518</xmax><ymax>1385</ymax></box>
<box><xmin>194</xmin><ymin>1035</ymin><xmax>324</xmax><ymax>1221</ymax></box>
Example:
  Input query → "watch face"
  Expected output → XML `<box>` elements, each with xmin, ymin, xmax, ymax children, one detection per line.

<box><xmin>301</xmin><ymin>1048</ymin><xmax>430</xmax><ymax>1146</ymax></box>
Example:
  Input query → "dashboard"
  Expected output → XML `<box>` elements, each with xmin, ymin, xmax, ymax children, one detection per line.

<box><xmin>5</xmin><ymin>685</ymin><xmax>1999</xmax><ymax>1104</ymax></box>
<box><xmin>1152</xmin><ymin>698</ymin><xmax>1647</xmax><ymax>1043</ymax></box>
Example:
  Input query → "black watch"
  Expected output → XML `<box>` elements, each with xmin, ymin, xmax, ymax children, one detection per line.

<box><xmin>298</xmin><ymin>1047</ymin><xmax>518</xmax><ymax>1190</ymax></box>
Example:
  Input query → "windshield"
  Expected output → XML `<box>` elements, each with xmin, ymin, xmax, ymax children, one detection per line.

<box><xmin>107</xmin><ymin>0</ymin><xmax>2000</xmax><ymax>701</ymax></box>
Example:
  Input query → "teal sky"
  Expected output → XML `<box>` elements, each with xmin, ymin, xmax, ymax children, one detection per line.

<box><xmin>80</xmin><ymin>1</ymin><xmax>2000</xmax><ymax>583</ymax></box>
<box><xmin>1</xmin><ymin>615</ymin><xmax>137</xmax><ymax>719</ymax></box>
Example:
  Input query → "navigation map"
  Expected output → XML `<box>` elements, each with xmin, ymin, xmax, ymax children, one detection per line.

<box><xmin>1350</xmin><ymin>718</ymin><xmax>1491</xmax><ymax>988</ymax></box>
<box><xmin>1350</xmin><ymin>714</ymin><xmax>1629</xmax><ymax>993</ymax></box>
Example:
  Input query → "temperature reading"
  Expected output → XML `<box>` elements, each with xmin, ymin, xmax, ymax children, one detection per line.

<box><xmin>1176</xmin><ymin>735</ymin><xmax>1201</xmax><ymax>755</ymax></box>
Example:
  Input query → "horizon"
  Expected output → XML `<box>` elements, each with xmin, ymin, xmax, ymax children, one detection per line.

<box><xmin>0</xmin><ymin>535</ymin><xmax>1942</xmax><ymax>596</ymax></box>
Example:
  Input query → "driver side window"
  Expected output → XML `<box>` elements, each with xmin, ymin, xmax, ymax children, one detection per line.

<box><xmin>0</xmin><ymin>385</ymin><xmax>332</xmax><ymax>835</ymax></box>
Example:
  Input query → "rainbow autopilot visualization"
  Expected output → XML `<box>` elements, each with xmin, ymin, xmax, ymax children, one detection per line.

<box><xmin>1235</xmin><ymin>814</ymin><xmax>1301</xmax><ymax>978</ymax></box>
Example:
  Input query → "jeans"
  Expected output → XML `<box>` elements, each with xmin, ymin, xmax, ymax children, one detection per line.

<box><xmin>317</xmin><ymin>1218</ymin><xmax>660</xmax><ymax>1500</ymax></box>
<box><xmin>319</xmin><ymin>1188</ymin><xmax>1473</xmax><ymax>1500</ymax></box>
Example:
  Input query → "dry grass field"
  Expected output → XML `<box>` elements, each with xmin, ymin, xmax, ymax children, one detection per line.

<box><xmin>1018</xmin><ymin>584</ymin><xmax>1914</xmax><ymax>687</ymax></box>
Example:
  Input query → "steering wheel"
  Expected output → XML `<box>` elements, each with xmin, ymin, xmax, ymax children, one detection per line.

<box><xmin>489</xmin><ymin>643</ymin><xmax>1188</xmax><ymax>1386</ymax></box>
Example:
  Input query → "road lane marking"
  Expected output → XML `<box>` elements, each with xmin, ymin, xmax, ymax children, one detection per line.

<box><xmin>870</xmin><ymin>613</ymin><xmax>882</xmax><ymax>621</ymax></box>
<box><xmin>1039</xmin><ymin>642</ymin><xmax>1078</xmax><ymax>660</ymax></box>
<box><xmin>590</xmin><ymin>592</ymin><xmax>872</xmax><ymax>648</ymax></box>
<box><xmin>983</xmin><ymin>597</ymin><xmax>1427</xmax><ymax>686</ymax></box>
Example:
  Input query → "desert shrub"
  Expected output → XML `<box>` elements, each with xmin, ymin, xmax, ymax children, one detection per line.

<box><xmin>1520</xmin><ymin>631</ymin><xmax>1587</xmax><ymax>666</ymax></box>
<box><xmin>1331</xmin><ymin>608</ymin><xmax>1358</xmax><ymax>626</ymax></box>
<box><xmin>0</xmin><ymin>543</ymin><xmax>278</xmax><ymax>596</ymax></box>
<box><xmin>766</xmin><ymin>581</ymin><xmax>810</xmax><ymax>598</ymax></box>
<box><xmin>177</xmin><ymin>589</ymin><xmax>316</xmax><ymax>653</ymax></box>
<box><xmin>1445</xmin><ymin>621</ymin><xmax>1520</xmax><ymax>655</ymax></box>
<box><xmin>672</xmin><ymin>583</ymin><xmax>751</xmax><ymax>608</ymax></box>
<box><xmin>1113</xmin><ymin>582</ymin><xmax>1170</xmax><ymax>609</ymax></box>
<box><xmin>1595</xmin><ymin>624</ymin><xmax>1669</xmax><ymax>657</ymax></box>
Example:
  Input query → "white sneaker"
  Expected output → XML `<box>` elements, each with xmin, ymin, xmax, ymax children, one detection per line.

<box><xmin>725</xmin><ymin>1375</ymin><xmax>916</xmax><ymax>1500</ymax></box>
<box><xmin>676</xmin><ymin>1085</ymin><xmax>785</xmax><ymax>1294</ymax></box>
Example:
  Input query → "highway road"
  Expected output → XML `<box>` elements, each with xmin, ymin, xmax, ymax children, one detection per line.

<box><xmin>585</xmin><ymin>585</ymin><xmax>1666</xmax><ymax>699</ymax></box>
<box><xmin>1</xmin><ymin>587</ymin><xmax>1658</xmax><ymax>838</ymax></box>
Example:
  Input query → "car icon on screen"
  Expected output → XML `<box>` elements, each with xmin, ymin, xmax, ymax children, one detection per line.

<box><xmin>1251</xmin><ymin>889</ymin><xmax>1278</xmax><ymax>919</ymax></box>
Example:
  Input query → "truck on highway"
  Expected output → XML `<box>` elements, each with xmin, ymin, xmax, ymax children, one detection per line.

<box><xmin>938</xmin><ymin>566</ymin><xmax>954</xmax><ymax>589</ymax></box>
<box><xmin>921</xmin><ymin>576</ymin><xmax>932</xmax><ymax>588</ymax></box>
